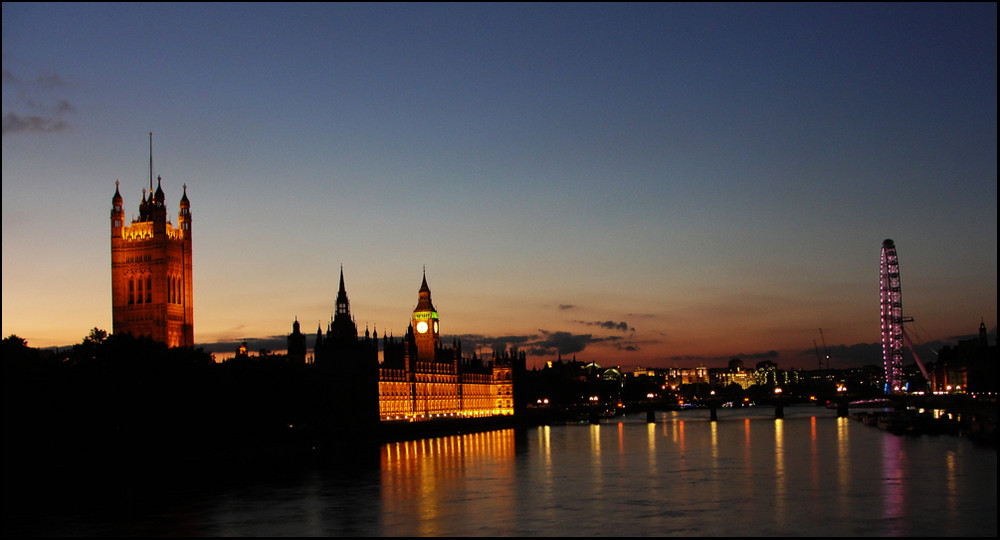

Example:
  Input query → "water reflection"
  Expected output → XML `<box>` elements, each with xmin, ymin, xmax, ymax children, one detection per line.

<box><xmin>372</xmin><ymin>407</ymin><xmax>993</xmax><ymax>536</ymax></box>
<box><xmin>381</xmin><ymin>430</ymin><xmax>517</xmax><ymax>536</ymax></box>
<box><xmin>20</xmin><ymin>407</ymin><xmax>997</xmax><ymax>536</ymax></box>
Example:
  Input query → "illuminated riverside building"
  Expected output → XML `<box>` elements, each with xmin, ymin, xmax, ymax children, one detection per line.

<box><xmin>713</xmin><ymin>369</ymin><xmax>754</xmax><ymax>390</ymax></box>
<box><xmin>380</xmin><ymin>272</ymin><xmax>516</xmax><ymax>420</ymax></box>
<box><xmin>110</xmin><ymin>160</ymin><xmax>193</xmax><ymax>347</ymax></box>
<box><xmin>309</xmin><ymin>271</ymin><xmax>520</xmax><ymax>422</ymax></box>
<box><xmin>667</xmin><ymin>366</ymin><xmax>708</xmax><ymax>386</ymax></box>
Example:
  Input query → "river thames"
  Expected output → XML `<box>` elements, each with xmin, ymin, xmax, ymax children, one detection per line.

<box><xmin>14</xmin><ymin>406</ymin><xmax>998</xmax><ymax>536</ymax></box>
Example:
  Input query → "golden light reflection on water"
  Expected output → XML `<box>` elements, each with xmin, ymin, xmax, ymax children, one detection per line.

<box><xmin>945</xmin><ymin>449</ymin><xmax>957</xmax><ymax>521</ymax></box>
<box><xmin>366</xmin><ymin>410</ymin><xmax>994</xmax><ymax>536</ymax></box>
<box><xmin>646</xmin><ymin>422</ymin><xmax>657</xmax><ymax>477</ymax></box>
<box><xmin>710</xmin><ymin>419</ymin><xmax>718</xmax><ymax>460</ymax></box>
<box><xmin>774</xmin><ymin>418</ymin><xmax>785</xmax><ymax>525</ymax></box>
<box><xmin>836</xmin><ymin>416</ymin><xmax>851</xmax><ymax>523</ymax></box>
<box><xmin>744</xmin><ymin>417</ymin><xmax>754</xmax><ymax>501</ymax></box>
<box><xmin>673</xmin><ymin>419</ymin><xmax>685</xmax><ymax>451</ymax></box>
<box><xmin>809</xmin><ymin>416</ymin><xmax>820</xmax><ymax>492</ymax></box>
<box><xmin>380</xmin><ymin>429</ymin><xmax>516</xmax><ymax>536</ymax></box>
<box><xmin>17</xmin><ymin>409</ymin><xmax>993</xmax><ymax>536</ymax></box>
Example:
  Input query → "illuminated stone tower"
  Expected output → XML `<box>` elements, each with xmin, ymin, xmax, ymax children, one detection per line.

<box><xmin>110</xmin><ymin>138</ymin><xmax>193</xmax><ymax>347</ymax></box>
<box><xmin>412</xmin><ymin>270</ymin><xmax>440</xmax><ymax>362</ymax></box>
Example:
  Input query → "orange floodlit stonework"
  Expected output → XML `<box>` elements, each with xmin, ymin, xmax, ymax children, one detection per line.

<box><xmin>110</xmin><ymin>176</ymin><xmax>193</xmax><ymax>348</ymax></box>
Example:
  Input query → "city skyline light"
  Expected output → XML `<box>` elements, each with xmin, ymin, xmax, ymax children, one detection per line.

<box><xmin>2</xmin><ymin>3</ymin><xmax>996</xmax><ymax>369</ymax></box>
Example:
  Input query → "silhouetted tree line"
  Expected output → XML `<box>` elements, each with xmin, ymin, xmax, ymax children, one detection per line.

<box><xmin>2</xmin><ymin>331</ymin><xmax>373</xmax><ymax>514</ymax></box>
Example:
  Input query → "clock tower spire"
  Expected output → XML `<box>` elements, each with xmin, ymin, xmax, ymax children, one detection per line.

<box><xmin>412</xmin><ymin>269</ymin><xmax>439</xmax><ymax>362</ymax></box>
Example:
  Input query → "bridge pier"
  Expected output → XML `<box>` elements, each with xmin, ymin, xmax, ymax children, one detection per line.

<box><xmin>837</xmin><ymin>399</ymin><xmax>849</xmax><ymax>418</ymax></box>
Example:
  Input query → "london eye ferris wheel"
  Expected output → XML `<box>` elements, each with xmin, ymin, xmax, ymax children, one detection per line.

<box><xmin>880</xmin><ymin>239</ymin><xmax>906</xmax><ymax>393</ymax></box>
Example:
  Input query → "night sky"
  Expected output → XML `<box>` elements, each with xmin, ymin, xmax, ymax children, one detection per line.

<box><xmin>2</xmin><ymin>3</ymin><xmax>996</xmax><ymax>369</ymax></box>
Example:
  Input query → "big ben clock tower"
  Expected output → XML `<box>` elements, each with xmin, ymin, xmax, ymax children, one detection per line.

<box><xmin>412</xmin><ymin>270</ymin><xmax>439</xmax><ymax>363</ymax></box>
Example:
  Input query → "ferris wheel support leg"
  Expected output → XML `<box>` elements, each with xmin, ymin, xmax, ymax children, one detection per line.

<box><xmin>902</xmin><ymin>329</ymin><xmax>931</xmax><ymax>388</ymax></box>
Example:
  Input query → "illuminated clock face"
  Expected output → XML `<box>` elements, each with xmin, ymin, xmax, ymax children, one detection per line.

<box><xmin>416</xmin><ymin>321</ymin><xmax>429</xmax><ymax>334</ymax></box>
<box><xmin>433</xmin><ymin>321</ymin><xmax>438</xmax><ymax>333</ymax></box>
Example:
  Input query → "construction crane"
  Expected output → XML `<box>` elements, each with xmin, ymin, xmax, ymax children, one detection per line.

<box><xmin>819</xmin><ymin>328</ymin><xmax>831</xmax><ymax>370</ymax></box>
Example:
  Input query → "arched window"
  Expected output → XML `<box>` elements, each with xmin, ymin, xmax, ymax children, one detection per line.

<box><xmin>128</xmin><ymin>279</ymin><xmax>135</xmax><ymax>304</ymax></box>
<box><xmin>145</xmin><ymin>276</ymin><xmax>152</xmax><ymax>303</ymax></box>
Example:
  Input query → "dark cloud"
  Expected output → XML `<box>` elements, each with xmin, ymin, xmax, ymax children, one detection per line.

<box><xmin>53</xmin><ymin>99</ymin><xmax>75</xmax><ymax>115</ymax></box>
<box><xmin>35</xmin><ymin>73</ymin><xmax>68</xmax><ymax>89</ymax></box>
<box><xmin>3</xmin><ymin>113</ymin><xmax>69</xmax><ymax>135</ymax></box>
<box><xmin>574</xmin><ymin>320</ymin><xmax>634</xmax><ymax>333</ymax></box>
<box><xmin>794</xmin><ymin>339</ymin><xmax>963</xmax><ymax>369</ymax></box>
<box><xmin>558</xmin><ymin>304</ymin><xmax>575</xmax><ymax>310</ymax></box>
<box><xmin>946</xmin><ymin>326</ymin><xmax>996</xmax><ymax>343</ymax></box>
<box><xmin>455</xmin><ymin>333</ymin><xmax>535</xmax><ymax>355</ymax></box>
<box><xmin>795</xmin><ymin>342</ymin><xmax>880</xmax><ymax>367</ymax></box>
<box><xmin>531</xmin><ymin>330</ymin><xmax>592</xmax><ymax>356</ymax></box>
<box><xmin>668</xmin><ymin>355</ymin><xmax>712</xmax><ymax>363</ymax></box>
<box><xmin>457</xmin><ymin>330</ymin><xmax>629</xmax><ymax>358</ymax></box>
<box><xmin>615</xmin><ymin>342</ymin><xmax>640</xmax><ymax>352</ymax></box>
<box><xmin>669</xmin><ymin>350</ymin><xmax>780</xmax><ymax>365</ymax></box>
<box><xmin>197</xmin><ymin>335</ymin><xmax>288</xmax><ymax>354</ymax></box>
<box><xmin>735</xmin><ymin>350</ymin><xmax>779</xmax><ymax>360</ymax></box>
<box><xmin>2</xmin><ymin>70</ymin><xmax>74</xmax><ymax>136</ymax></box>
<box><xmin>2</xmin><ymin>70</ymin><xmax>67</xmax><ymax>89</ymax></box>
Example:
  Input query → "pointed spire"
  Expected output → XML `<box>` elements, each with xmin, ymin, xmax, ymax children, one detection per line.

<box><xmin>415</xmin><ymin>267</ymin><xmax>435</xmax><ymax>312</ymax></box>
<box><xmin>336</xmin><ymin>265</ymin><xmax>350</xmax><ymax>317</ymax></box>
<box><xmin>154</xmin><ymin>175</ymin><xmax>165</xmax><ymax>206</ymax></box>
<box><xmin>149</xmin><ymin>132</ymin><xmax>154</xmax><ymax>194</ymax></box>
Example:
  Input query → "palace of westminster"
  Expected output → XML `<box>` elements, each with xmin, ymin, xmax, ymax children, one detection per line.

<box><xmin>110</xmin><ymin>153</ymin><xmax>520</xmax><ymax>423</ymax></box>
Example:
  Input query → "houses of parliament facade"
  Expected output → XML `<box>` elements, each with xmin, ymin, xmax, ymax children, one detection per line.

<box><xmin>111</xmin><ymin>143</ymin><xmax>519</xmax><ymax>422</ymax></box>
<box><xmin>289</xmin><ymin>269</ymin><xmax>521</xmax><ymax>422</ymax></box>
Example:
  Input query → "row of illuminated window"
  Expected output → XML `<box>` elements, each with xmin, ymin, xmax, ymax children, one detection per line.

<box><xmin>121</xmin><ymin>254</ymin><xmax>152</xmax><ymax>264</ymax></box>
<box><xmin>167</xmin><ymin>275</ymin><xmax>185</xmax><ymax>305</ymax></box>
<box><xmin>127</xmin><ymin>275</ymin><xmax>186</xmax><ymax>305</ymax></box>
<box><xmin>128</xmin><ymin>276</ymin><xmax>153</xmax><ymax>305</ymax></box>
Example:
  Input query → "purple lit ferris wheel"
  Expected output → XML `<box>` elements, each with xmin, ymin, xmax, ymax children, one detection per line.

<box><xmin>880</xmin><ymin>239</ymin><xmax>905</xmax><ymax>393</ymax></box>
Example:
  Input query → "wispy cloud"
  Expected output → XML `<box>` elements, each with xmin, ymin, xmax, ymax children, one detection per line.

<box><xmin>456</xmin><ymin>329</ymin><xmax>638</xmax><ymax>358</ymax></box>
<box><xmin>2</xmin><ymin>113</ymin><xmax>70</xmax><ymax>134</ymax></box>
<box><xmin>2</xmin><ymin>69</ymin><xmax>74</xmax><ymax>136</ymax></box>
<box><xmin>574</xmin><ymin>320</ymin><xmax>635</xmax><ymax>333</ymax></box>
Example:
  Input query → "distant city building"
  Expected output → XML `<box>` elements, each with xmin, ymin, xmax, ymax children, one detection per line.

<box><xmin>110</xmin><ymin>143</ymin><xmax>193</xmax><ymax>347</ymax></box>
<box><xmin>713</xmin><ymin>368</ymin><xmax>754</xmax><ymax>390</ymax></box>
<box><xmin>287</xmin><ymin>317</ymin><xmax>306</xmax><ymax>363</ymax></box>
<box><xmin>931</xmin><ymin>320</ymin><xmax>997</xmax><ymax>395</ymax></box>
<box><xmin>667</xmin><ymin>366</ymin><xmax>708</xmax><ymax>386</ymax></box>
<box><xmin>753</xmin><ymin>360</ymin><xmax>799</xmax><ymax>387</ymax></box>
